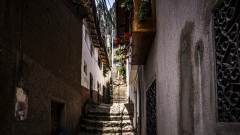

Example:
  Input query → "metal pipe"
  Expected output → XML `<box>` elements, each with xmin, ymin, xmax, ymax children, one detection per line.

<box><xmin>111</xmin><ymin>29</ymin><xmax>114</xmax><ymax>81</ymax></box>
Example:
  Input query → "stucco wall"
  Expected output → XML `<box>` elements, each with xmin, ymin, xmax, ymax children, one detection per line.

<box><xmin>81</xmin><ymin>20</ymin><xmax>111</xmax><ymax>97</ymax></box>
<box><xmin>138</xmin><ymin>0</ymin><xmax>240</xmax><ymax>134</ymax></box>
<box><xmin>0</xmin><ymin>0</ymin><xmax>86</xmax><ymax>134</ymax></box>
<box><xmin>127</xmin><ymin>59</ymin><xmax>138</xmax><ymax>129</ymax></box>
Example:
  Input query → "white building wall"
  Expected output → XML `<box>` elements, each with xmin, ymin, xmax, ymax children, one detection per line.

<box><xmin>128</xmin><ymin>56</ymin><xmax>138</xmax><ymax>129</ymax></box>
<box><xmin>81</xmin><ymin>19</ymin><xmax>110</xmax><ymax>96</ymax></box>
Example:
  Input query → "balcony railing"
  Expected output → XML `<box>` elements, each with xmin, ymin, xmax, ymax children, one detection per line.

<box><xmin>132</xmin><ymin>0</ymin><xmax>156</xmax><ymax>65</ymax></box>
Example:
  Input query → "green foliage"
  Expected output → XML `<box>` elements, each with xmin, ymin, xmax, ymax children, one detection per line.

<box><xmin>119</xmin><ymin>0</ymin><xmax>133</xmax><ymax>11</ymax></box>
<box><xmin>138</xmin><ymin>1</ymin><xmax>151</xmax><ymax>21</ymax></box>
<box><xmin>97</xmin><ymin>1</ymin><xmax>115</xmax><ymax>34</ymax></box>
<box><xmin>118</xmin><ymin>66</ymin><xmax>126</xmax><ymax>75</ymax></box>
<box><xmin>114</xmin><ymin>53</ymin><xmax>124</xmax><ymax>64</ymax></box>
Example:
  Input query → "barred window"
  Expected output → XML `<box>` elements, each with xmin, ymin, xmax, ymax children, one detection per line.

<box><xmin>213</xmin><ymin>0</ymin><xmax>240</xmax><ymax>122</ymax></box>
<box><xmin>147</xmin><ymin>80</ymin><xmax>156</xmax><ymax>134</ymax></box>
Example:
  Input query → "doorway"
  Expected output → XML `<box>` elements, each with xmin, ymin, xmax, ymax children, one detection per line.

<box><xmin>90</xmin><ymin>73</ymin><xmax>93</xmax><ymax>99</ymax></box>
<box><xmin>103</xmin><ymin>84</ymin><xmax>110</xmax><ymax>104</ymax></box>
<box><xmin>103</xmin><ymin>85</ymin><xmax>106</xmax><ymax>103</ymax></box>
<box><xmin>51</xmin><ymin>102</ymin><xmax>64</xmax><ymax>135</ymax></box>
<box><xmin>97</xmin><ymin>82</ymin><xmax>100</xmax><ymax>102</ymax></box>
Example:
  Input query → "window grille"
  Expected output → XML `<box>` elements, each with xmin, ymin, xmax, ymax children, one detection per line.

<box><xmin>213</xmin><ymin>0</ymin><xmax>240</xmax><ymax>122</ymax></box>
<box><xmin>147</xmin><ymin>79</ymin><xmax>156</xmax><ymax>134</ymax></box>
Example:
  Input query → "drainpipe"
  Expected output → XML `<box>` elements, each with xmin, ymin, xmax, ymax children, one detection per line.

<box><xmin>111</xmin><ymin>30</ymin><xmax>114</xmax><ymax>81</ymax></box>
<box><xmin>111</xmin><ymin>29</ymin><xmax>114</xmax><ymax>104</ymax></box>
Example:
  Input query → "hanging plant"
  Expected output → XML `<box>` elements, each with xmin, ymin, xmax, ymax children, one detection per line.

<box><xmin>119</xmin><ymin>0</ymin><xmax>134</xmax><ymax>11</ymax></box>
<box><xmin>114</xmin><ymin>32</ymin><xmax>132</xmax><ymax>70</ymax></box>
<box><xmin>124</xmin><ymin>32</ymin><xmax>131</xmax><ymax>40</ymax></box>
<box><xmin>115</xmin><ymin>38</ymin><xmax>120</xmax><ymax>45</ymax></box>
<box><xmin>115</xmin><ymin>32</ymin><xmax>132</xmax><ymax>47</ymax></box>
<box><xmin>138</xmin><ymin>0</ymin><xmax>151</xmax><ymax>21</ymax></box>
<box><xmin>118</xmin><ymin>66</ymin><xmax>126</xmax><ymax>75</ymax></box>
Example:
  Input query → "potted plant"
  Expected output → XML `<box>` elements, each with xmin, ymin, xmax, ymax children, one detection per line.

<box><xmin>138</xmin><ymin>0</ymin><xmax>151</xmax><ymax>21</ymax></box>
<box><xmin>119</xmin><ymin>0</ymin><xmax>134</xmax><ymax>11</ymax></box>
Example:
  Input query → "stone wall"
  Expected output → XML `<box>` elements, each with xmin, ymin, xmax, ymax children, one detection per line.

<box><xmin>92</xmin><ymin>90</ymin><xmax>99</xmax><ymax>103</ymax></box>
<box><xmin>0</xmin><ymin>0</ymin><xmax>88</xmax><ymax>134</ymax></box>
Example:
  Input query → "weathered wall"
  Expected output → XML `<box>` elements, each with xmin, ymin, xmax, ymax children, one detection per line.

<box><xmin>0</xmin><ymin>0</ymin><xmax>87</xmax><ymax>134</ymax></box>
<box><xmin>139</xmin><ymin>0</ymin><xmax>240</xmax><ymax>134</ymax></box>
<box><xmin>92</xmin><ymin>90</ymin><xmax>99</xmax><ymax>103</ymax></box>
<box><xmin>139</xmin><ymin>36</ymin><xmax>157</xmax><ymax>135</ymax></box>
<box><xmin>80</xmin><ymin>86</ymin><xmax>90</xmax><ymax>105</ymax></box>
<box><xmin>81</xmin><ymin>20</ymin><xmax>111</xmax><ymax>98</ymax></box>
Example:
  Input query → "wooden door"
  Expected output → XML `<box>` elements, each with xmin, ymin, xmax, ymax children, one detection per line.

<box><xmin>90</xmin><ymin>73</ymin><xmax>93</xmax><ymax>99</ymax></box>
<box><xmin>51</xmin><ymin>102</ymin><xmax>60</xmax><ymax>135</ymax></box>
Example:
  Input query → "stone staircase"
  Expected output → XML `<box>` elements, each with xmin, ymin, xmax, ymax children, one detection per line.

<box><xmin>78</xmin><ymin>103</ymin><xmax>135</xmax><ymax>135</ymax></box>
<box><xmin>112</xmin><ymin>83</ymin><xmax>128</xmax><ymax>104</ymax></box>
<box><xmin>112</xmin><ymin>97</ymin><xmax>128</xmax><ymax>103</ymax></box>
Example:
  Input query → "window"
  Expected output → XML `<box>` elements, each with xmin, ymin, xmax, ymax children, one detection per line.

<box><xmin>99</xmin><ymin>83</ymin><xmax>101</xmax><ymax>91</ymax></box>
<box><xmin>85</xmin><ymin>30</ymin><xmax>94</xmax><ymax>56</ymax></box>
<box><xmin>147</xmin><ymin>80</ymin><xmax>156</xmax><ymax>134</ymax></box>
<box><xmin>98</xmin><ymin>56</ymin><xmax>102</xmax><ymax>70</ymax></box>
<box><xmin>91</xmin><ymin>44</ymin><xmax>94</xmax><ymax>56</ymax></box>
<box><xmin>84</xmin><ymin>61</ymin><xmax>87</xmax><ymax>75</ymax></box>
<box><xmin>213</xmin><ymin>0</ymin><xmax>240</xmax><ymax>122</ymax></box>
<box><xmin>97</xmin><ymin>82</ymin><xmax>99</xmax><ymax>88</ymax></box>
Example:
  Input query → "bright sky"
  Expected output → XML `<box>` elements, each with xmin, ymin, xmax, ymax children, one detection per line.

<box><xmin>106</xmin><ymin>0</ymin><xmax>115</xmax><ymax>10</ymax></box>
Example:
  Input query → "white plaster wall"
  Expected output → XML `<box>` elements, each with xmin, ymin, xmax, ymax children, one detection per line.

<box><xmin>81</xmin><ymin>19</ymin><xmax>111</xmax><ymax>96</ymax></box>
<box><xmin>127</xmin><ymin>0</ymin><xmax>240</xmax><ymax>134</ymax></box>
<box><xmin>128</xmin><ymin>58</ymin><xmax>138</xmax><ymax>129</ymax></box>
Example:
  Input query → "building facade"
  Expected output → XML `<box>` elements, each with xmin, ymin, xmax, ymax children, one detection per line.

<box><xmin>81</xmin><ymin>18</ymin><xmax>111</xmax><ymax>103</ymax></box>
<box><xmin>125</xmin><ymin>0</ymin><xmax>240</xmax><ymax>134</ymax></box>
<box><xmin>81</xmin><ymin>0</ymin><xmax>111</xmax><ymax>104</ymax></box>
<box><xmin>0</xmin><ymin>0</ymin><xmax>89</xmax><ymax>134</ymax></box>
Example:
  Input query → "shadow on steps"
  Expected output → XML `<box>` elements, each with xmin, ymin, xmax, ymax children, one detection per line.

<box><xmin>76</xmin><ymin>102</ymin><xmax>135</xmax><ymax>135</ymax></box>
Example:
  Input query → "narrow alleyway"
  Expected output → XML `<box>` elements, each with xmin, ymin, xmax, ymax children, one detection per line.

<box><xmin>78</xmin><ymin>68</ymin><xmax>135</xmax><ymax>135</ymax></box>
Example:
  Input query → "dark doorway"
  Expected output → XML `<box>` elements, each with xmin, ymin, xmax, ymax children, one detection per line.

<box><xmin>103</xmin><ymin>84</ymin><xmax>110</xmax><ymax>104</ymax></box>
<box><xmin>97</xmin><ymin>82</ymin><xmax>100</xmax><ymax>102</ymax></box>
<box><xmin>51</xmin><ymin>102</ymin><xmax>65</xmax><ymax>135</ymax></box>
<box><xmin>51</xmin><ymin>102</ymin><xmax>60</xmax><ymax>135</ymax></box>
<box><xmin>90</xmin><ymin>73</ymin><xmax>93</xmax><ymax>99</ymax></box>
<box><xmin>103</xmin><ymin>85</ymin><xmax>106</xmax><ymax>103</ymax></box>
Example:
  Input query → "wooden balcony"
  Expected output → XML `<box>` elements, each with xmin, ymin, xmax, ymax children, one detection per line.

<box><xmin>132</xmin><ymin>0</ymin><xmax>156</xmax><ymax>65</ymax></box>
<box><xmin>84</xmin><ymin>0</ymin><xmax>110</xmax><ymax>68</ymax></box>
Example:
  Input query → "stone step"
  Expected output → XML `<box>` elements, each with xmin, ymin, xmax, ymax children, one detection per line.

<box><xmin>80</xmin><ymin>124</ymin><xmax>134</xmax><ymax>134</ymax></box>
<box><xmin>84</xmin><ymin>114</ymin><xmax>131</xmax><ymax>121</ymax></box>
<box><xmin>112</xmin><ymin>100</ymin><xmax>128</xmax><ymax>103</ymax></box>
<box><xmin>78</xmin><ymin>132</ymin><xmax>135</xmax><ymax>135</ymax></box>
<box><xmin>112</xmin><ymin>98</ymin><xmax>128</xmax><ymax>101</ymax></box>
<box><xmin>87</xmin><ymin>110</ymin><xmax>132</xmax><ymax>116</ymax></box>
<box><xmin>82</xmin><ymin>119</ymin><xmax>132</xmax><ymax>127</ymax></box>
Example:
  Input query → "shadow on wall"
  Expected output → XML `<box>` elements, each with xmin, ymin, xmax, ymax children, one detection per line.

<box><xmin>179</xmin><ymin>21</ymin><xmax>194</xmax><ymax>135</ymax></box>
